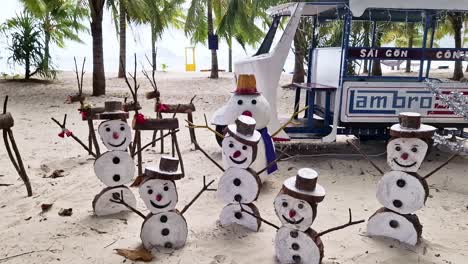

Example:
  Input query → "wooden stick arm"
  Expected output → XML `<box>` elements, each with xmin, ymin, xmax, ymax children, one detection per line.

<box><xmin>51</xmin><ymin>116</ymin><xmax>97</xmax><ymax>158</ymax></box>
<box><xmin>193</xmin><ymin>142</ymin><xmax>225</xmax><ymax>172</ymax></box>
<box><xmin>316</xmin><ymin>209</ymin><xmax>364</xmax><ymax>237</ymax></box>
<box><xmin>109</xmin><ymin>190</ymin><xmax>146</xmax><ymax>219</ymax></box>
<box><xmin>347</xmin><ymin>140</ymin><xmax>384</xmax><ymax>175</ymax></box>
<box><xmin>424</xmin><ymin>152</ymin><xmax>459</xmax><ymax>179</ymax></box>
<box><xmin>239</xmin><ymin>202</ymin><xmax>280</xmax><ymax>230</ymax></box>
<box><xmin>180</xmin><ymin>176</ymin><xmax>215</xmax><ymax>215</ymax></box>
<box><xmin>185</xmin><ymin>114</ymin><xmax>225</xmax><ymax>139</ymax></box>
<box><xmin>271</xmin><ymin>106</ymin><xmax>309</xmax><ymax>138</ymax></box>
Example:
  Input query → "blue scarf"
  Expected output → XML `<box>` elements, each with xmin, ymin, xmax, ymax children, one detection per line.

<box><xmin>258</xmin><ymin>127</ymin><xmax>278</xmax><ymax>174</ymax></box>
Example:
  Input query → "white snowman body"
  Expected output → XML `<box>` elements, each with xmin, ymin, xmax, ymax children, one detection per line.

<box><xmin>275</xmin><ymin>227</ymin><xmax>321</xmax><ymax>264</ymax></box>
<box><xmin>93</xmin><ymin>119</ymin><xmax>136</xmax><ymax>216</ymax></box>
<box><xmin>213</xmin><ymin>93</ymin><xmax>274</xmax><ymax>176</ymax></box>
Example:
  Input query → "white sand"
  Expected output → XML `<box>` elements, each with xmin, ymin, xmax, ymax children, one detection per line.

<box><xmin>0</xmin><ymin>71</ymin><xmax>467</xmax><ymax>264</ymax></box>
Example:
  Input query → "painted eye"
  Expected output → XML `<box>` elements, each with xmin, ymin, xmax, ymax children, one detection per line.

<box><xmin>298</xmin><ymin>203</ymin><xmax>304</xmax><ymax>209</ymax></box>
<box><xmin>163</xmin><ymin>186</ymin><xmax>169</xmax><ymax>191</ymax></box>
<box><xmin>395</xmin><ymin>146</ymin><xmax>401</xmax><ymax>151</ymax></box>
<box><xmin>229</xmin><ymin>143</ymin><xmax>234</xmax><ymax>148</ymax></box>
<box><xmin>237</xmin><ymin>100</ymin><xmax>243</xmax><ymax>105</ymax></box>
<box><xmin>120</xmin><ymin>126</ymin><xmax>125</xmax><ymax>131</ymax></box>
<box><xmin>411</xmin><ymin>147</ymin><xmax>418</xmax><ymax>153</ymax></box>
<box><xmin>106</xmin><ymin>127</ymin><xmax>111</xmax><ymax>132</ymax></box>
<box><xmin>251</xmin><ymin>99</ymin><xmax>257</xmax><ymax>105</ymax></box>
<box><xmin>282</xmin><ymin>202</ymin><xmax>288</xmax><ymax>208</ymax></box>
<box><xmin>242</xmin><ymin>145</ymin><xmax>247</xmax><ymax>150</ymax></box>
<box><xmin>147</xmin><ymin>189</ymin><xmax>153</xmax><ymax>195</ymax></box>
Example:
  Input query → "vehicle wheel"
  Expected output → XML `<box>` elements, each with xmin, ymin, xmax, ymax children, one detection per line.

<box><xmin>215</xmin><ymin>125</ymin><xmax>226</xmax><ymax>147</ymax></box>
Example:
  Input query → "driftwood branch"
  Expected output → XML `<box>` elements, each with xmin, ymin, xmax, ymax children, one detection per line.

<box><xmin>256</xmin><ymin>146</ymin><xmax>289</xmax><ymax>175</ymax></box>
<box><xmin>424</xmin><ymin>152</ymin><xmax>459</xmax><ymax>179</ymax></box>
<box><xmin>3</xmin><ymin>96</ymin><xmax>8</xmax><ymax>114</ymax></box>
<box><xmin>109</xmin><ymin>190</ymin><xmax>146</xmax><ymax>219</ymax></box>
<box><xmin>347</xmin><ymin>140</ymin><xmax>384</xmax><ymax>175</ymax></box>
<box><xmin>186</xmin><ymin>114</ymin><xmax>224</xmax><ymax>139</ymax></box>
<box><xmin>131</xmin><ymin>129</ymin><xmax>179</xmax><ymax>158</ymax></box>
<box><xmin>180</xmin><ymin>176</ymin><xmax>215</xmax><ymax>215</ymax></box>
<box><xmin>193</xmin><ymin>142</ymin><xmax>225</xmax><ymax>172</ymax></box>
<box><xmin>51</xmin><ymin>115</ymin><xmax>96</xmax><ymax>158</ymax></box>
<box><xmin>271</xmin><ymin>106</ymin><xmax>309</xmax><ymax>138</ymax></box>
<box><xmin>316</xmin><ymin>209</ymin><xmax>364</xmax><ymax>237</ymax></box>
<box><xmin>239</xmin><ymin>202</ymin><xmax>280</xmax><ymax>230</ymax></box>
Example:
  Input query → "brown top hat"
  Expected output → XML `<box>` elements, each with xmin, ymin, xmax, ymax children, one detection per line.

<box><xmin>144</xmin><ymin>156</ymin><xmax>184</xmax><ymax>181</ymax></box>
<box><xmin>226</xmin><ymin>115</ymin><xmax>261</xmax><ymax>145</ymax></box>
<box><xmin>281</xmin><ymin>168</ymin><xmax>326</xmax><ymax>204</ymax></box>
<box><xmin>98</xmin><ymin>101</ymin><xmax>129</xmax><ymax>120</ymax></box>
<box><xmin>390</xmin><ymin>112</ymin><xmax>436</xmax><ymax>139</ymax></box>
<box><xmin>233</xmin><ymin>74</ymin><xmax>260</xmax><ymax>95</ymax></box>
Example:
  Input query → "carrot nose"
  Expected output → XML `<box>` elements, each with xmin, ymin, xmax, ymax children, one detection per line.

<box><xmin>112</xmin><ymin>132</ymin><xmax>120</xmax><ymax>139</ymax></box>
<box><xmin>233</xmin><ymin>151</ymin><xmax>241</xmax><ymax>158</ymax></box>
<box><xmin>155</xmin><ymin>194</ymin><xmax>162</xmax><ymax>201</ymax></box>
<box><xmin>401</xmin><ymin>153</ymin><xmax>409</xmax><ymax>160</ymax></box>
<box><xmin>289</xmin><ymin>209</ymin><xmax>296</xmax><ymax>218</ymax></box>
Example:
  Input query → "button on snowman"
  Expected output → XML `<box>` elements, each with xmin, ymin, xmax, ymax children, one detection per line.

<box><xmin>212</xmin><ymin>74</ymin><xmax>278</xmax><ymax>176</ymax></box>
<box><xmin>92</xmin><ymin>101</ymin><xmax>137</xmax><ymax>216</ymax></box>
<box><xmin>219</xmin><ymin>115</ymin><xmax>263</xmax><ymax>231</ymax></box>
<box><xmin>367</xmin><ymin>112</ymin><xmax>436</xmax><ymax>245</ymax></box>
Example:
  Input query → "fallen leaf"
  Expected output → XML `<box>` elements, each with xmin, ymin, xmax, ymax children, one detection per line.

<box><xmin>41</xmin><ymin>203</ymin><xmax>53</xmax><ymax>212</ymax></box>
<box><xmin>115</xmin><ymin>247</ymin><xmax>154</xmax><ymax>262</ymax></box>
<box><xmin>45</xmin><ymin>169</ymin><xmax>65</xmax><ymax>179</ymax></box>
<box><xmin>58</xmin><ymin>208</ymin><xmax>73</xmax><ymax>216</ymax></box>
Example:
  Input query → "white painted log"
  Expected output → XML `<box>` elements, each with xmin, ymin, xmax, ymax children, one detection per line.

<box><xmin>367</xmin><ymin>208</ymin><xmax>422</xmax><ymax>246</ymax></box>
<box><xmin>387</xmin><ymin>138</ymin><xmax>428</xmax><ymax>172</ymax></box>
<box><xmin>94</xmin><ymin>151</ymin><xmax>135</xmax><ymax>187</ymax></box>
<box><xmin>274</xmin><ymin>194</ymin><xmax>315</xmax><ymax>232</ymax></box>
<box><xmin>376</xmin><ymin>171</ymin><xmax>428</xmax><ymax>214</ymax></box>
<box><xmin>141</xmin><ymin>211</ymin><xmax>188</xmax><ymax>250</ymax></box>
<box><xmin>92</xmin><ymin>186</ymin><xmax>136</xmax><ymax>216</ymax></box>
<box><xmin>217</xmin><ymin>167</ymin><xmax>261</xmax><ymax>204</ymax></box>
<box><xmin>221</xmin><ymin>135</ymin><xmax>256</xmax><ymax>169</ymax></box>
<box><xmin>275</xmin><ymin>227</ymin><xmax>323</xmax><ymax>264</ymax></box>
<box><xmin>219</xmin><ymin>203</ymin><xmax>261</xmax><ymax>232</ymax></box>
<box><xmin>139</xmin><ymin>179</ymin><xmax>178</xmax><ymax>214</ymax></box>
<box><xmin>98</xmin><ymin>120</ymin><xmax>132</xmax><ymax>150</ymax></box>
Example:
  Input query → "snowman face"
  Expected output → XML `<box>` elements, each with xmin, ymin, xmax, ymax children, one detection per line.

<box><xmin>139</xmin><ymin>179</ymin><xmax>178</xmax><ymax>214</ymax></box>
<box><xmin>98</xmin><ymin>120</ymin><xmax>132</xmax><ymax>151</ymax></box>
<box><xmin>387</xmin><ymin>138</ymin><xmax>428</xmax><ymax>172</ymax></box>
<box><xmin>223</xmin><ymin>94</ymin><xmax>271</xmax><ymax>129</ymax></box>
<box><xmin>221</xmin><ymin>135</ymin><xmax>256</xmax><ymax>168</ymax></box>
<box><xmin>274</xmin><ymin>194</ymin><xmax>314</xmax><ymax>231</ymax></box>
<box><xmin>376</xmin><ymin>171</ymin><xmax>427</xmax><ymax>214</ymax></box>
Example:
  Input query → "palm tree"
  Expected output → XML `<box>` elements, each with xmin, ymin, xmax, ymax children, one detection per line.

<box><xmin>87</xmin><ymin>0</ymin><xmax>106</xmax><ymax>96</ymax></box>
<box><xmin>143</xmin><ymin>0</ymin><xmax>184</xmax><ymax>72</ymax></box>
<box><xmin>185</xmin><ymin>0</ymin><xmax>218</xmax><ymax>79</ymax></box>
<box><xmin>20</xmin><ymin>0</ymin><xmax>87</xmax><ymax>72</ymax></box>
<box><xmin>106</xmin><ymin>0</ymin><xmax>146</xmax><ymax>78</ymax></box>
<box><xmin>382</xmin><ymin>23</ymin><xmax>422</xmax><ymax>73</ymax></box>
<box><xmin>448</xmin><ymin>12</ymin><xmax>464</xmax><ymax>80</ymax></box>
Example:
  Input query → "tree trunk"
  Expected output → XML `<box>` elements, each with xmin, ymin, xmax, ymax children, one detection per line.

<box><xmin>363</xmin><ymin>22</ymin><xmax>370</xmax><ymax>74</ymax></box>
<box><xmin>292</xmin><ymin>28</ymin><xmax>305</xmax><ymax>84</ymax></box>
<box><xmin>151</xmin><ymin>26</ymin><xmax>157</xmax><ymax>72</ymax></box>
<box><xmin>449</xmin><ymin>13</ymin><xmax>464</xmax><ymax>80</ymax></box>
<box><xmin>405</xmin><ymin>34</ymin><xmax>413</xmax><ymax>73</ymax></box>
<box><xmin>207</xmin><ymin>0</ymin><xmax>218</xmax><ymax>79</ymax></box>
<box><xmin>90</xmin><ymin>0</ymin><xmax>106</xmax><ymax>96</ymax></box>
<box><xmin>118</xmin><ymin>1</ymin><xmax>126</xmax><ymax>78</ymax></box>
<box><xmin>25</xmin><ymin>54</ymin><xmax>31</xmax><ymax>80</ymax></box>
<box><xmin>44</xmin><ymin>31</ymin><xmax>50</xmax><ymax>72</ymax></box>
<box><xmin>372</xmin><ymin>31</ymin><xmax>383</xmax><ymax>76</ymax></box>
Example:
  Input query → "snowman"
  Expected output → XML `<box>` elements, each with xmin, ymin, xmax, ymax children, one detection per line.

<box><xmin>110</xmin><ymin>155</ymin><xmax>214</xmax><ymax>250</ymax></box>
<box><xmin>92</xmin><ymin>101</ymin><xmax>137</xmax><ymax>216</ymax></box>
<box><xmin>240</xmin><ymin>168</ymin><xmax>364</xmax><ymax>264</ymax></box>
<box><xmin>211</xmin><ymin>74</ymin><xmax>278</xmax><ymax>176</ymax></box>
<box><xmin>217</xmin><ymin>115</ymin><xmax>265</xmax><ymax>231</ymax></box>
<box><xmin>365</xmin><ymin>112</ymin><xmax>440</xmax><ymax>245</ymax></box>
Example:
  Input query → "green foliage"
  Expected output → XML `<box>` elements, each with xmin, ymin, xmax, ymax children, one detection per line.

<box><xmin>143</xmin><ymin>0</ymin><xmax>185</xmax><ymax>41</ymax></box>
<box><xmin>161</xmin><ymin>63</ymin><xmax>168</xmax><ymax>72</ymax></box>
<box><xmin>2</xmin><ymin>12</ymin><xmax>53</xmax><ymax>79</ymax></box>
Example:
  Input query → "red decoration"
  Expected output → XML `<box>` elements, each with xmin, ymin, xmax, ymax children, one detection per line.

<box><xmin>58</xmin><ymin>131</ymin><xmax>65</xmax><ymax>138</ymax></box>
<box><xmin>157</xmin><ymin>104</ymin><xmax>169</xmax><ymax>112</ymax></box>
<box><xmin>135</xmin><ymin>113</ymin><xmax>146</xmax><ymax>124</ymax></box>
<box><xmin>65</xmin><ymin>129</ymin><xmax>73</xmax><ymax>137</ymax></box>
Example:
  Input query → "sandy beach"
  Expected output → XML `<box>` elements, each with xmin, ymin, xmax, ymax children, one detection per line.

<box><xmin>0</xmin><ymin>71</ymin><xmax>467</xmax><ymax>264</ymax></box>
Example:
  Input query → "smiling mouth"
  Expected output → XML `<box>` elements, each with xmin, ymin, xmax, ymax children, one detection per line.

<box><xmin>108</xmin><ymin>138</ymin><xmax>127</xmax><ymax>148</ymax></box>
<box><xmin>150</xmin><ymin>200</ymin><xmax>171</xmax><ymax>209</ymax></box>
<box><xmin>229</xmin><ymin>156</ymin><xmax>247</xmax><ymax>164</ymax></box>
<box><xmin>282</xmin><ymin>215</ymin><xmax>304</xmax><ymax>225</ymax></box>
<box><xmin>392</xmin><ymin>158</ymin><xmax>417</xmax><ymax>168</ymax></box>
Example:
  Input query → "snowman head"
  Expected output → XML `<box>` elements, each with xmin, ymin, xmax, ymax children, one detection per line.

<box><xmin>387</xmin><ymin>138</ymin><xmax>428</xmax><ymax>172</ymax></box>
<box><xmin>98</xmin><ymin>120</ymin><xmax>132</xmax><ymax>151</ymax></box>
<box><xmin>274</xmin><ymin>194</ymin><xmax>316</xmax><ymax>231</ymax></box>
<box><xmin>222</xmin><ymin>115</ymin><xmax>261</xmax><ymax>168</ymax></box>
<box><xmin>139</xmin><ymin>179</ymin><xmax>178</xmax><ymax>214</ymax></box>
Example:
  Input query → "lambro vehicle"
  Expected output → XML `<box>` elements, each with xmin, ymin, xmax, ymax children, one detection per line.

<box><xmin>232</xmin><ymin>0</ymin><xmax>468</xmax><ymax>142</ymax></box>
